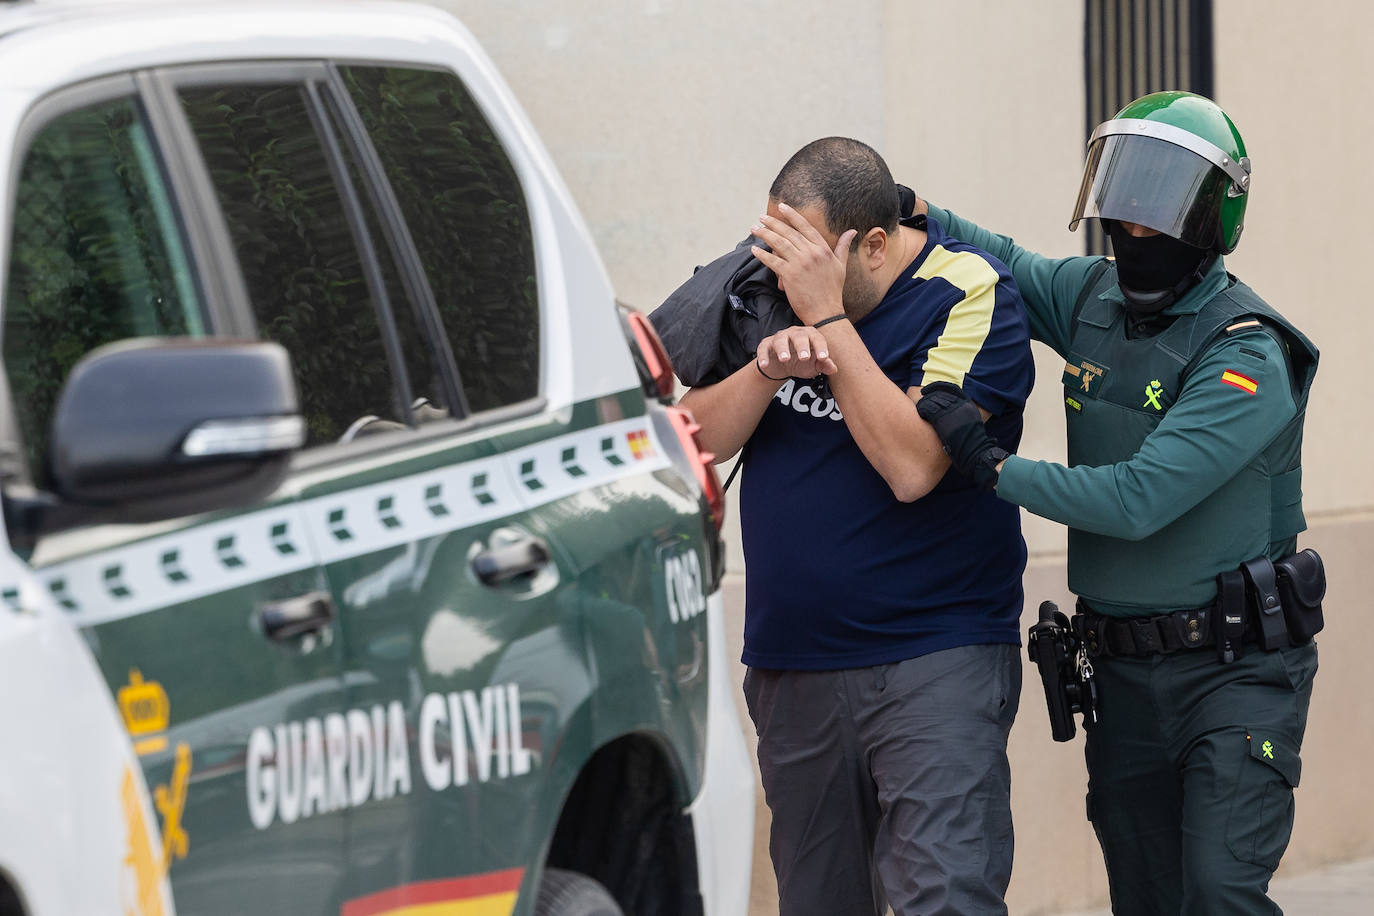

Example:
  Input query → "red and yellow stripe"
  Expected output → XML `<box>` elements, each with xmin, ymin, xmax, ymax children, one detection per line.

<box><xmin>341</xmin><ymin>869</ymin><xmax>524</xmax><ymax>916</ymax></box>
<box><xmin>1220</xmin><ymin>369</ymin><xmax>1258</xmax><ymax>395</ymax></box>
<box><xmin>628</xmin><ymin>429</ymin><xmax>655</xmax><ymax>459</ymax></box>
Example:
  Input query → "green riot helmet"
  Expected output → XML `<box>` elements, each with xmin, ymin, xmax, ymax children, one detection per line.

<box><xmin>1070</xmin><ymin>91</ymin><xmax>1251</xmax><ymax>253</ymax></box>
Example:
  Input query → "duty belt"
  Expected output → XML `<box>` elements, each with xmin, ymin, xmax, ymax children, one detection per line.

<box><xmin>1074</xmin><ymin>600</ymin><xmax>1254</xmax><ymax>659</ymax></box>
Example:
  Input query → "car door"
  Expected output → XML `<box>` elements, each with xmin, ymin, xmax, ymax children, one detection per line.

<box><xmin>157</xmin><ymin>60</ymin><xmax>564</xmax><ymax>909</ymax></box>
<box><xmin>290</xmin><ymin>63</ymin><xmax>592</xmax><ymax>909</ymax></box>
<box><xmin>0</xmin><ymin>77</ymin><xmax>346</xmax><ymax>912</ymax></box>
<box><xmin>294</xmin><ymin>64</ymin><xmax>703</xmax><ymax>913</ymax></box>
<box><xmin>324</xmin><ymin>64</ymin><xmax>730</xmax><ymax>916</ymax></box>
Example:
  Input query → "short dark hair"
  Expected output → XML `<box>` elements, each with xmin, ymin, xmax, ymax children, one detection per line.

<box><xmin>769</xmin><ymin>137</ymin><xmax>901</xmax><ymax>246</ymax></box>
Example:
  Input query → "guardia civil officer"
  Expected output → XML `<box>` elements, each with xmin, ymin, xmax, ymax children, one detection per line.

<box><xmin>911</xmin><ymin>92</ymin><xmax>1322</xmax><ymax>915</ymax></box>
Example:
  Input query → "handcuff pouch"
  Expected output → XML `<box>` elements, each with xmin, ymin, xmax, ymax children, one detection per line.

<box><xmin>1275</xmin><ymin>548</ymin><xmax>1325</xmax><ymax>645</ymax></box>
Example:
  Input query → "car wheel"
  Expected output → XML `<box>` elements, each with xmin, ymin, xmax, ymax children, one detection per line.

<box><xmin>533</xmin><ymin>868</ymin><xmax>624</xmax><ymax>916</ymax></box>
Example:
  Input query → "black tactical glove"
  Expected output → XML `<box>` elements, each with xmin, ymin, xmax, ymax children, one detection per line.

<box><xmin>915</xmin><ymin>381</ymin><xmax>1008</xmax><ymax>491</ymax></box>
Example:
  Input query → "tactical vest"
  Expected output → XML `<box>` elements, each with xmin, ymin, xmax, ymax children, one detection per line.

<box><xmin>1062</xmin><ymin>264</ymin><xmax>1319</xmax><ymax>616</ymax></box>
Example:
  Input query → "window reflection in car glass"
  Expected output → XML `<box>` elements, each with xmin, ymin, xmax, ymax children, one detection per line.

<box><xmin>342</xmin><ymin>66</ymin><xmax>540</xmax><ymax>414</ymax></box>
<box><xmin>179</xmin><ymin>83</ymin><xmax>407</xmax><ymax>446</ymax></box>
<box><xmin>3</xmin><ymin>96</ymin><xmax>202</xmax><ymax>482</ymax></box>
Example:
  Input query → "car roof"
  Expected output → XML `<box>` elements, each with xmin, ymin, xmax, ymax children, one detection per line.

<box><xmin>0</xmin><ymin>0</ymin><xmax>465</xmax><ymax>59</ymax></box>
<box><xmin>0</xmin><ymin>0</ymin><xmax>486</xmax><ymax>100</ymax></box>
<box><xmin>0</xmin><ymin>0</ymin><xmax>64</xmax><ymax>39</ymax></box>
<box><xmin>0</xmin><ymin>0</ymin><xmax>207</xmax><ymax>40</ymax></box>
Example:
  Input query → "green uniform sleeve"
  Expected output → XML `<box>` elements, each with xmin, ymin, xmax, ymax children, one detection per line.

<box><xmin>996</xmin><ymin>329</ymin><xmax>1298</xmax><ymax>540</ymax></box>
<box><xmin>927</xmin><ymin>203</ymin><xmax>1106</xmax><ymax>359</ymax></box>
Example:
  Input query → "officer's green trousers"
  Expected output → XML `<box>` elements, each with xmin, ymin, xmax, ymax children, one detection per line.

<box><xmin>1083</xmin><ymin>641</ymin><xmax>1317</xmax><ymax>915</ymax></box>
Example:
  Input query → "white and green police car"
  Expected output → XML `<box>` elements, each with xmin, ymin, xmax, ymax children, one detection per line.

<box><xmin>0</xmin><ymin>549</ymin><xmax>175</xmax><ymax>916</ymax></box>
<box><xmin>0</xmin><ymin>2</ymin><xmax>753</xmax><ymax>914</ymax></box>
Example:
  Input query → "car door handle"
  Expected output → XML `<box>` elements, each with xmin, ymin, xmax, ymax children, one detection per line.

<box><xmin>471</xmin><ymin>535</ymin><xmax>551</xmax><ymax>586</ymax></box>
<box><xmin>257</xmin><ymin>590</ymin><xmax>335</xmax><ymax>641</ymax></box>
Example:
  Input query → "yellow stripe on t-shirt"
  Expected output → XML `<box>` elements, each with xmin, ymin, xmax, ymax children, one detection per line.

<box><xmin>915</xmin><ymin>244</ymin><xmax>1000</xmax><ymax>388</ymax></box>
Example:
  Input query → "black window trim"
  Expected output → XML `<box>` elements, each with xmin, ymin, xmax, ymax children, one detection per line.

<box><xmin>303</xmin><ymin>78</ymin><xmax>417</xmax><ymax>430</ymax></box>
<box><xmin>133</xmin><ymin>71</ymin><xmax>249</xmax><ymax>338</ymax></box>
<box><xmin>322</xmin><ymin>62</ymin><xmax>472</xmax><ymax>423</ymax></box>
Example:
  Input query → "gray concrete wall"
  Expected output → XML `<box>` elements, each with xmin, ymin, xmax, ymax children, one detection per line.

<box><xmin>423</xmin><ymin>1</ymin><xmax>1374</xmax><ymax>910</ymax></box>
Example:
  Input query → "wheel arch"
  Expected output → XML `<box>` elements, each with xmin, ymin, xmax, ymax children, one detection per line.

<box><xmin>541</xmin><ymin>730</ymin><xmax>704</xmax><ymax>916</ymax></box>
<box><xmin>0</xmin><ymin>867</ymin><xmax>29</xmax><ymax>916</ymax></box>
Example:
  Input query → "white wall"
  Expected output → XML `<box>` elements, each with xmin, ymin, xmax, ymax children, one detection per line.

<box><xmin>435</xmin><ymin>0</ymin><xmax>885</xmax><ymax>311</ymax></box>
<box><xmin>1215</xmin><ymin>0</ymin><xmax>1374</xmax><ymax>517</ymax></box>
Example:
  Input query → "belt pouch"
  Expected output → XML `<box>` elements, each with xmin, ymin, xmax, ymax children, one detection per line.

<box><xmin>1275</xmin><ymin>548</ymin><xmax>1326</xmax><ymax>643</ymax></box>
<box><xmin>1216</xmin><ymin>570</ymin><xmax>1246</xmax><ymax>664</ymax></box>
<box><xmin>1074</xmin><ymin>611</ymin><xmax>1107</xmax><ymax>658</ymax></box>
<box><xmin>1168</xmin><ymin>607</ymin><xmax>1210</xmax><ymax>650</ymax></box>
<box><xmin>1241</xmin><ymin>557</ymin><xmax>1290</xmax><ymax>651</ymax></box>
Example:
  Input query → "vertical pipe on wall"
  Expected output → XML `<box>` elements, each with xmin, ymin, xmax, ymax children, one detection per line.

<box><xmin>1192</xmin><ymin>0</ymin><xmax>1215</xmax><ymax>99</ymax></box>
<box><xmin>1083</xmin><ymin>0</ymin><xmax>1214</xmax><ymax>254</ymax></box>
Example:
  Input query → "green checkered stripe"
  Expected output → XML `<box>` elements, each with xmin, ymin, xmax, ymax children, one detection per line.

<box><xmin>14</xmin><ymin>418</ymin><xmax>668</xmax><ymax>624</ymax></box>
<box><xmin>306</xmin><ymin>417</ymin><xmax>666</xmax><ymax>564</ymax></box>
<box><xmin>30</xmin><ymin>509</ymin><xmax>318</xmax><ymax>626</ymax></box>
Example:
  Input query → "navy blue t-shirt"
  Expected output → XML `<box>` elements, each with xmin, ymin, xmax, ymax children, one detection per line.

<box><xmin>740</xmin><ymin>216</ymin><xmax>1034</xmax><ymax>670</ymax></box>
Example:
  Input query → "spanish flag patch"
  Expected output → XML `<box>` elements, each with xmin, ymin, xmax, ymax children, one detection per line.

<box><xmin>1220</xmin><ymin>369</ymin><xmax>1258</xmax><ymax>394</ymax></box>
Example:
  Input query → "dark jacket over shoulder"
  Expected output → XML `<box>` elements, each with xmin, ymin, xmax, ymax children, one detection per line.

<box><xmin>649</xmin><ymin>238</ymin><xmax>797</xmax><ymax>387</ymax></box>
<box><xmin>652</xmin><ymin>187</ymin><xmax>919</xmax><ymax>387</ymax></box>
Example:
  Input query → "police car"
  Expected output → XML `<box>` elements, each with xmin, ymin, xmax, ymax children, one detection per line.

<box><xmin>0</xmin><ymin>558</ymin><xmax>175</xmax><ymax>916</ymax></box>
<box><xmin>0</xmin><ymin>1</ymin><xmax>753</xmax><ymax>913</ymax></box>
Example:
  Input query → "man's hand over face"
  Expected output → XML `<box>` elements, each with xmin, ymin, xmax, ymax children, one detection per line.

<box><xmin>749</xmin><ymin>202</ymin><xmax>856</xmax><ymax>325</ymax></box>
<box><xmin>756</xmin><ymin>326</ymin><xmax>838</xmax><ymax>380</ymax></box>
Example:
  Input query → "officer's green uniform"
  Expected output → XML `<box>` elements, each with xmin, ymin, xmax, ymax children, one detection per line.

<box><xmin>925</xmin><ymin>92</ymin><xmax>1320</xmax><ymax>916</ymax></box>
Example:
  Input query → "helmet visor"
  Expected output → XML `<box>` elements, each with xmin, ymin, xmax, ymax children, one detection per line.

<box><xmin>1070</xmin><ymin>133</ymin><xmax>1229</xmax><ymax>249</ymax></box>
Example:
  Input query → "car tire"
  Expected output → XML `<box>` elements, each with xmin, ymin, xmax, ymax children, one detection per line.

<box><xmin>533</xmin><ymin>868</ymin><xmax>624</xmax><ymax>916</ymax></box>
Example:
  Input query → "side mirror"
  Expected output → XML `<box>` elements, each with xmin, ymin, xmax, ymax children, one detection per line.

<box><xmin>47</xmin><ymin>338</ymin><xmax>304</xmax><ymax>524</ymax></box>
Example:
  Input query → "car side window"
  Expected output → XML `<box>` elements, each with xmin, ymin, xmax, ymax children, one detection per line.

<box><xmin>178</xmin><ymin>82</ymin><xmax>424</xmax><ymax>446</ymax></box>
<box><xmin>3</xmin><ymin>95</ymin><xmax>203</xmax><ymax>484</ymax></box>
<box><xmin>340</xmin><ymin>66</ymin><xmax>540</xmax><ymax>414</ymax></box>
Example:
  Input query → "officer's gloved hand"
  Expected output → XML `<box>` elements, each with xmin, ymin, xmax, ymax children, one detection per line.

<box><xmin>916</xmin><ymin>381</ymin><xmax>1008</xmax><ymax>491</ymax></box>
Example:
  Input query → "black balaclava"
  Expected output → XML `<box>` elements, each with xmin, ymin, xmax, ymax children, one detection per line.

<box><xmin>1107</xmin><ymin>220</ymin><xmax>1215</xmax><ymax>314</ymax></box>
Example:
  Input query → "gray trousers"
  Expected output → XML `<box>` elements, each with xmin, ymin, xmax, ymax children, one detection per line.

<box><xmin>743</xmin><ymin>644</ymin><xmax>1022</xmax><ymax>916</ymax></box>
